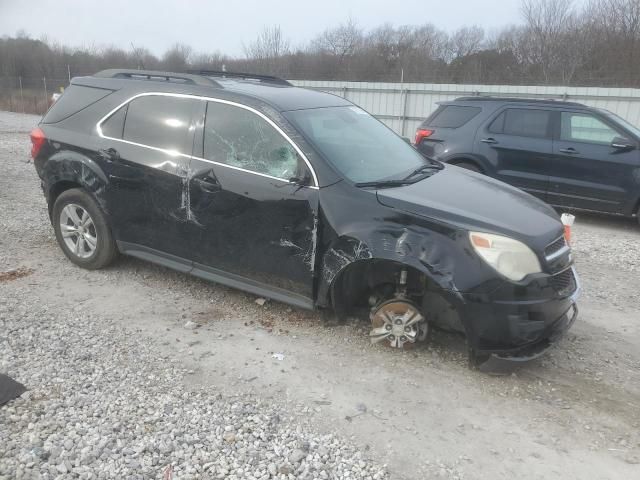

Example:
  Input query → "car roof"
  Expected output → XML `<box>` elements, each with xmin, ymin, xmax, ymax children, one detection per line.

<box><xmin>86</xmin><ymin>69</ymin><xmax>351</xmax><ymax>112</ymax></box>
<box><xmin>215</xmin><ymin>79</ymin><xmax>351</xmax><ymax>111</ymax></box>
<box><xmin>448</xmin><ymin>96</ymin><xmax>586</xmax><ymax>108</ymax></box>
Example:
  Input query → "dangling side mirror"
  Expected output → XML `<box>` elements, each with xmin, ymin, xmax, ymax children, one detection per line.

<box><xmin>289</xmin><ymin>170</ymin><xmax>312</xmax><ymax>187</ymax></box>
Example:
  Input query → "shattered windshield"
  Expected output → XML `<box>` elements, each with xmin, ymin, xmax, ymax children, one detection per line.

<box><xmin>285</xmin><ymin>106</ymin><xmax>429</xmax><ymax>184</ymax></box>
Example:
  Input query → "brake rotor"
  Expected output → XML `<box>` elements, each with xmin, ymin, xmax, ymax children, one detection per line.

<box><xmin>369</xmin><ymin>299</ymin><xmax>428</xmax><ymax>349</ymax></box>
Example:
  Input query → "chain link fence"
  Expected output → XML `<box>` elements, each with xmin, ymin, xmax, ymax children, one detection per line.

<box><xmin>0</xmin><ymin>76</ymin><xmax>71</xmax><ymax>115</ymax></box>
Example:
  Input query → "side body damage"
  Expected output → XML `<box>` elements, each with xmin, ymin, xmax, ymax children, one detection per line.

<box><xmin>33</xmin><ymin>71</ymin><xmax>580</xmax><ymax>364</ymax></box>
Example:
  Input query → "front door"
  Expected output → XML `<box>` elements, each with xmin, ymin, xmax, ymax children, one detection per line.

<box><xmin>186</xmin><ymin>100</ymin><xmax>318</xmax><ymax>305</ymax></box>
<box><xmin>474</xmin><ymin>107</ymin><xmax>553</xmax><ymax>201</ymax></box>
<box><xmin>548</xmin><ymin>110</ymin><xmax>639</xmax><ymax>213</ymax></box>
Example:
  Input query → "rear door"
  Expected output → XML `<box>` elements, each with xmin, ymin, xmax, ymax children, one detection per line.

<box><xmin>97</xmin><ymin>93</ymin><xmax>200</xmax><ymax>260</ymax></box>
<box><xmin>473</xmin><ymin>107</ymin><xmax>553</xmax><ymax>201</ymax></box>
<box><xmin>548</xmin><ymin>110</ymin><xmax>640</xmax><ymax>213</ymax></box>
<box><xmin>185</xmin><ymin>99</ymin><xmax>318</xmax><ymax>306</ymax></box>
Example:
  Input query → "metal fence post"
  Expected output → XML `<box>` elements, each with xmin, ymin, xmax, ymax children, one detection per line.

<box><xmin>19</xmin><ymin>77</ymin><xmax>24</xmax><ymax>114</ymax></box>
<box><xmin>43</xmin><ymin>76</ymin><xmax>48</xmax><ymax>113</ymax></box>
<box><xmin>400</xmin><ymin>88</ymin><xmax>410</xmax><ymax>137</ymax></box>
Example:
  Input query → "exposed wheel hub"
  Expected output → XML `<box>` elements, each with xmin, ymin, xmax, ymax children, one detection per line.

<box><xmin>369</xmin><ymin>300</ymin><xmax>428</xmax><ymax>349</ymax></box>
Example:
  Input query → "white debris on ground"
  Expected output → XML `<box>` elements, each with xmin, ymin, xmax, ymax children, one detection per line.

<box><xmin>0</xmin><ymin>299</ymin><xmax>385</xmax><ymax>479</ymax></box>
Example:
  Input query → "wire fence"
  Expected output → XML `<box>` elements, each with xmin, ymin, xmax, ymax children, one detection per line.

<box><xmin>0</xmin><ymin>76</ymin><xmax>71</xmax><ymax>115</ymax></box>
<box><xmin>3</xmin><ymin>74</ymin><xmax>640</xmax><ymax>133</ymax></box>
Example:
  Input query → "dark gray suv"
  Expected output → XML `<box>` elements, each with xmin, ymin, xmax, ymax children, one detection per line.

<box><xmin>415</xmin><ymin>97</ymin><xmax>640</xmax><ymax>222</ymax></box>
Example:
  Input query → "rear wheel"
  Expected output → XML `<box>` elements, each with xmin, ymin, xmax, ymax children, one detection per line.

<box><xmin>453</xmin><ymin>161</ymin><xmax>482</xmax><ymax>173</ymax></box>
<box><xmin>52</xmin><ymin>189</ymin><xmax>117</xmax><ymax>269</ymax></box>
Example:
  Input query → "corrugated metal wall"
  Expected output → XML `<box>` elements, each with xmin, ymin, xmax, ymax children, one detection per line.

<box><xmin>291</xmin><ymin>80</ymin><xmax>640</xmax><ymax>137</ymax></box>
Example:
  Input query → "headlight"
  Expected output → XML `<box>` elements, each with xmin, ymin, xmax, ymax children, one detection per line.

<box><xmin>469</xmin><ymin>232</ymin><xmax>542</xmax><ymax>282</ymax></box>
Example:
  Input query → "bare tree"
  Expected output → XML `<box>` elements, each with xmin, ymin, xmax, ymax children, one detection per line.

<box><xmin>5</xmin><ymin>4</ymin><xmax>640</xmax><ymax>89</ymax></box>
<box><xmin>450</xmin><ymin>26</ymin><xmax>485</xmax><ymax>59</ymax></box>
<box><xmin>311</xmin><ymin>18</ymin><xmax>363</xmax><ymax>60</ymax></box>
<box><xmin>521</xmin><ymin>0</ymin><xmax>580</xmax><ymax>83</ymax></box>
<box><xmin>244</xmin><ymin>25</ymin><xmax>290</xmax><ymax>60</ymax></box>
<box><xmin>162</xmin><ymin>43</ymin><xmax>192</xmax><ymax>71</ymax></box>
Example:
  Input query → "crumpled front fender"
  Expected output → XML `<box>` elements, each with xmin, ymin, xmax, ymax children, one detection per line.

<box><xmin>316</xmin><ymin>224</ymin><xmax>462</xmax><ymax>307</ymax></box>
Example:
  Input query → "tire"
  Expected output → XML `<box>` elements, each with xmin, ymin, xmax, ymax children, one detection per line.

<box><xmin>453</xmin><ymin>161</ymin><xmax>482</xmax><ymax>173</ymax></box>
<box><xmin>52</xmin><ymin>188</ymin><xmax>117</xmax><ymax>270</ymax></box>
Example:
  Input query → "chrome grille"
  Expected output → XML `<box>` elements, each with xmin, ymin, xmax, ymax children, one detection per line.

<box><xmin>545</xmin><ymin>236</ymin><xmax>567</xmax><ymax>257</ymax></box>
<box><xmin>550</xmin><ymin>268</ymin><xmax>577</xmax><ymax>297</ymax></box>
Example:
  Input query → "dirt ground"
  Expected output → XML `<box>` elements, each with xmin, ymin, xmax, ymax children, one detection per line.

<box><xmin>1</xmin><ymin>111</ymin><xmax>639</xmax><ymax>479</ymax></box>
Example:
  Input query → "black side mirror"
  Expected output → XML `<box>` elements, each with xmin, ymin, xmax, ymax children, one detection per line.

<box><xmin>611</xmin><ymin>136</ymin><xmax>635</xmax><ymax>150</ymax></box>
<box><xmin>289</xmin><ymin>170</ymin><xmax>312</xmax><ymax>187</ymax></box>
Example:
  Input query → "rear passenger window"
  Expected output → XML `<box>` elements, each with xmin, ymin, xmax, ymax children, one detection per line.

<box><xmin>100</xmin><ymin>104</ymin><xmax>128</xmax><ymax>139</ymax></box>
<box><xmin>428</xmin><ymin>105</ymin><xmax>481</xmax><ymax>128</ymax></box>
<box><xmin>122</xmin><ymin>95</ymin><xmax>198</xmax><ymax>154</ymax></box>
<box><xmin>204</xmin><ymin>101</ymin><xmax>304</xmax><ymax>181</ymax></box>
<box><xmin>489</xmin><ymin>109</ymin><xmax>551</xmax><ymax>138</ymax></box>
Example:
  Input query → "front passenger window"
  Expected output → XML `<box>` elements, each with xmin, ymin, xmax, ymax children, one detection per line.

<box><xmin>204</xmin><ymin>101</ymin><xmax>304</xmax><ymax>181</ymax></box>
<box><xmin>560</xmin><ymin>113</ymin><xmax>619</xmax><ymax>145</ymax></box>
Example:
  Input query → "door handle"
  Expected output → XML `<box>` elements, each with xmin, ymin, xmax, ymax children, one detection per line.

<box><xmin>559</xmin><ymin>147</ymin><xmax>579</xmax><ymax>155</ymax></box>
<box><xmin>98</xmin><ymin>147</ymin><xmax>120</xmax><ymax>162</ymax></box>
<box><xmin>480</xmin><ymin>138</ymin><xmax>498</xmax><ymax>144</ymax></box>
<box><xmin>193</xmin><ymin>177</ymin><xmax>221</xmax><ymax>194</ymax></box>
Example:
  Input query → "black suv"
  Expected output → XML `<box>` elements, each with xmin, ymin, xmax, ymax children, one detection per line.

<box><xmin>31</xmin><ymin>70</ymin><xmax>579</xmax><ymax>365</ymax></box>
<box><xmin>415</xmin><ymin>97</ymin><xmax>640</xmax><ymax>222</ymax></box>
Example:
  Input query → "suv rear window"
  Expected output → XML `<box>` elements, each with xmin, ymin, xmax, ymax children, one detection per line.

<box><xmin>42</xmin><ymin>85</ymin><xmax>113</xmax><ymax>124</ymax></box>
<box><xmin>489</xmin><ymin>108</ymin><xmax>551</xmax><ymax>138</ymax></box>
<box><xmin>122</xmin><ymin>95</ymin><xmax>199</xmax><ymax>154</ymax></box>
<box><xmin>427</xmin><ymin>105</ymin><xmax>481</xmax><ymax>128</ymax></box>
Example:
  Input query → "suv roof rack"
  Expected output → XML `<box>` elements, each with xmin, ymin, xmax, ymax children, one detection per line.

<box><xmin>189</xmin><ymin>70</ymin><xmax>292</xmax><ymax>86</ymax></box>
<box><xmin>94</xmin><ymin>69</ymin><xmax>221</xmax><ymax>87</ymax></box>
<box><xmin>454</xmin><ymin>96</ymin><xmax>584</xmax><ymax>107</ymax></box>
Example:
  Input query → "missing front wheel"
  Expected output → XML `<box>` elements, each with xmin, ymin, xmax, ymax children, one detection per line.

<box><xmin>369</xmin><ymin>299</ymin><xmax>428</xmax><ymax>349</ymax></box>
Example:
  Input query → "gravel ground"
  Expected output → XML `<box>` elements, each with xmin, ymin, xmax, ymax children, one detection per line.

<box><xmin>1</xmin><ymin>111</ymin><xmax>639</xmax><ymax>480</ymax></box>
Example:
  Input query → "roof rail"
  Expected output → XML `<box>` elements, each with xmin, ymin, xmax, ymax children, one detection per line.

<box><xmin>454</xmin><ymin>95</ymin><xmax>583</xmax><ymax>107</ymax></box>
<box><xmin>93</xmin><ymin>69</ymin><xmax>221</xmax><ymax>87</ymax></box>
<box><xmin>189</xmin><ymin>70</ymin><xmax>292</xmax><ymax>86</ymax></box>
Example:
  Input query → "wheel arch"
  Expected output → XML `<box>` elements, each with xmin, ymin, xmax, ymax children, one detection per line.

<box><xmin>43</xmin><ymin>151</ymin><xmax>109</xmax><ymax>218</ymax></box>
<box><xmin>444</xmin><ymin>155</ymin><xmax>485</xmax><ymax>172</ymax></box>
<box><xmin>316</xmin><ymin>233</ymin><xmax>465</xmax><ymax>328</ymax></box>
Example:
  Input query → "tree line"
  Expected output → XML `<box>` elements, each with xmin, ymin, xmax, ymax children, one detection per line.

<box><xmin>1</xmin><ymin>0</ymin><xmax>640</xmax><ymax>87</ymax></box>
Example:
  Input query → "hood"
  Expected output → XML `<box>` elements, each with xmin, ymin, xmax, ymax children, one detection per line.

<box><xmin>376</xmin><ymin>165</ymin><xmax>563</xmax><ymax>247</ymax></box>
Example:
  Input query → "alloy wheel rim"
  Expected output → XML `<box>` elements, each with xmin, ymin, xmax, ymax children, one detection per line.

<box><xmin>60</xmin><ymin>204</ymin><xmax>98</xmax><ymax>259</ymax></box>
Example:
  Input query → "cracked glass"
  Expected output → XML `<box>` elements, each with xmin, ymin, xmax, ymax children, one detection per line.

<box><xmin>204</xmin><ymin>102</ymin><xmax>303</xmax><ymax>181</ymax></box>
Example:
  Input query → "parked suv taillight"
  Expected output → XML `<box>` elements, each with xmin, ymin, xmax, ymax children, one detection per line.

<box><xmin>415</xmin><ymin>128</ymin><xmax>434</xmax><ymax>145</ymax></box>
<box><xmin>30</xmin><ymin>127</ymin><xmax>46</xmax><ymax>159</ymax></box>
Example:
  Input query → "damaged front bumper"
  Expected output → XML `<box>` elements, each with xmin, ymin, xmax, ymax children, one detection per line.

<box><xmin>461</xmin><ymin>267</ymin><xmax>581</xmax><ymax>362</ymax></box>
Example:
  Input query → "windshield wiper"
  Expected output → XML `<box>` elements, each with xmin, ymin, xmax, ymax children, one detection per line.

<box><xmin>355</xmin><ymin>179</ymin><xmax>414</xmax><ymax>188</ymax></box>
<box><xmin>402</xmin><ymin>163</ymin><xmax>443</xmax><ymax>181</ymax></box>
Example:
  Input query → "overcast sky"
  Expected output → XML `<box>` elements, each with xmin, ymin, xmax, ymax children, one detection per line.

<box><xmin>0</xmin><ymin>0</ymin><xmax>526</xmax><ymax>56</ymax></box>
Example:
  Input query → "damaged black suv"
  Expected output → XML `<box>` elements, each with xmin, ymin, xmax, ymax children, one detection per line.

<box><xmin>31</xmin><ymin>69</ymin><xmax>579</xmax><ymax>364</ymax></box>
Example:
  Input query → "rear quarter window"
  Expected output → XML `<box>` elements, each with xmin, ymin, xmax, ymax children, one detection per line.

<box><xmin>42</xmin><ymin>85</ymin><xmax>113</xmax><ymax>124</ymax></box>
<box><xmin>426</xmin><ymin>105</ymin><xmax>481</xmax><ymax>128</ymax></box>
